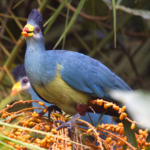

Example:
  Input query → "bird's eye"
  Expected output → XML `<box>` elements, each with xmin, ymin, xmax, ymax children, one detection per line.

<box><xmin>22</xmin><ymin>78</ymin><xmax>29</xmax><ymax>84</ymax></box>
<box><xmin>35</xmin><ymin>27</ymin><xmax>40</xmax><ymax>33</ymax></box>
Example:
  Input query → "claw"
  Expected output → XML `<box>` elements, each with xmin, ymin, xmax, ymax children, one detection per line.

<box><xmin>55</xmin><ymin>113</ymin><xmax>81</xmax><ymax>137</ymax></box>
<box><xmin>39</xmin><ymin>104</ymin><xmax>62</xmax><ymax>118</ymax></box>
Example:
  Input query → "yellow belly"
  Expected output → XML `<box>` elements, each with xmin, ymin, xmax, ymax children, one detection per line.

<box><xmin>35</xmin><ymin>65</ymin><xmax>92</xmax><ymax>115</ymax></box>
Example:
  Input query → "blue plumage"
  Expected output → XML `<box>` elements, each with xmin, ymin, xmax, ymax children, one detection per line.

<box><xmin>27</xmin><ymin>9</ymin><xmax>44</xmax><ymax>35</ymax></box>
<box><xmin>12</xmin><ymin>64</ymin><xmax>50</xmax><ymax>115</ymax></box>
<box><xmin>12</xmin><ymin>64</ymin><xmax>27</xmax><ymax>81</ymax></box>
<box><xmin>23</xmin><ymin>9</ymin><xmax>130</xmax><ymax>130</ymax></box>
<box><xmin>12</xmin><ymin>64</ymin><xmax>116</xmax><ymax>130</ymax></box>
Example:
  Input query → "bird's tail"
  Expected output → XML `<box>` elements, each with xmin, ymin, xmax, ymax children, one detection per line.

<box><xmin>113</xmin><ymin>76</ymin><xmax>132</xmax><ymax>91</ymax></box>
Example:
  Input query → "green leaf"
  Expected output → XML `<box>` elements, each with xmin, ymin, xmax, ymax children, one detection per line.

<box><xmin>62</xmin><ymin>0</ymin><xmax>71</xmax><ymax>49</ymax></box>
<box><xmin>44</xmin><ymin>0</ymin><xmax>69</xmax><ymax>34</ymax></box>
<box><xmin>0</xmin><ymin>134</ymin><xmax>46</xmax><ymax>150</ymax></box>
<box><xmin>87</xmin><ymin>113</ymin><xmax>94</xmax><ymax>126</ymax></box>
<box><xmin>0</xmin><ymin>140</ymin><xmax>15</xmax><ymax>150</ymax></box>
<box><xmin>53</xmin><ymin>0</ymin><xmax>86</xmax><ymax>49</ymax></box>
<box><xmin>122</xmin><ymin>119</ymin><xmax>138</xmax><ymax>148</ymax></box>
<box><xmin>96</xmin><ymin>110</ymin><xmax>107</xmax><ymax>128</ymax></box>
<box><xmin>0</xmin><ymin>122</ymin><xmax>89</xmax><ymax>148</ymax></box>
<box><xmin>123</xmin><ymin>144</ymin><xmax>127</xmax><ymax>150</ymax></box>
<box><xmin>102</xmin><ymin>143</ymin><xmax>107</xmax><ymax>150</ymax></box>
<box><xmin>13</xmin><ymin>0</ymin><xmax>24</xmax><ymax>9</ymax></box>
<box><xmin>112</xmin><ymin>0</ymin><xmax>116</xmax><ymax>48</ymax></box>
<box><xmin>102</xmin><ymin>0</ymin><xmax>112</xmax><ymax>9</ymax></box>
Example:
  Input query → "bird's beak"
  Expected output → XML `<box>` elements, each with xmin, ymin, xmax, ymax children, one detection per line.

<box><xmin>11</xmin><ymin>82</ymin><xmax>22</xmax><ymax>96</ymax></box>
<box><xmin>21</xmin><ymin>24</ymin><xmax>34</xmax><ymax>37</ymax></box>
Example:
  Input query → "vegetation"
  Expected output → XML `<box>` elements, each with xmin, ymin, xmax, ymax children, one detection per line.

<box><xmin>0</xmin><ymin>0</ymin><xmax>150</xmax><ymax>149</ymax></box>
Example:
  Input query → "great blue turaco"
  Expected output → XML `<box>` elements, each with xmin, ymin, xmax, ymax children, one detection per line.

<box><xmin>11</xmin><ymin>64</ymin><xmax>116</xmax><ymax>132</ymax></box>
<box><xmin>22</xmin><ymin>9</ymin><xmax>131</xmax><ymax>131</ymax></box>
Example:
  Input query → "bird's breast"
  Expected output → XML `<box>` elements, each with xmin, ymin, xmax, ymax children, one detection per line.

<box><xmin>34</xmin><ymin>64</ymin><xmax>92</xmax><ymax>115</ymax></box>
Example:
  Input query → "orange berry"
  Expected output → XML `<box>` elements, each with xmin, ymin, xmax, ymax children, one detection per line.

<box><xmin>38</xmin><ymin>102</ymin><xmax>44</xmax><ymax>106</ymax></box>
<box><xmin>144</xmin><ymin>129</ymin><xmax>148</xmax><ymax>133</ymax></box>
<box><xmin>23</xmin><ymin>121</ymin><xmax>29</xmax><ymax>126</ymax></box>
<box><xmin>116</xmin><ymin>127</ymin><xmax>120</xmax><ymax>133</ymax></box>
<box><xmin>104</xmin><ymin>103</ymin><xmax>112</xmax><ymax>109</ymax></box>
<box><xmin>106</xmin><ymin>126</ymin><xmax>111</xmax><ymax>130</ymax></box>
<box><xmin>36</xmin><ymin>118</ymin><xmax>42</xmax><ymax>123</ymax></box>
<box><xmin>2</xmin><ymin>114</ymin><xmax>7</xmax><ymax>118</ymax></box>
<box><xmin>58</xmin><ymin>144</ymin><xmax>63</xmax><ymax>148</ymax></box>
<box><xmin>119</xmin><ymin>114</ymin><xmax>124</xmax><ymax>120</ymax></box>
<box><xmin>41</xmin><ymin>139</ymin><xmax>46</xmax><ymax>145</ymax></box>
<box><xmin>131</xmin><ymin>123</ymin><xmax>135</xmax><ymax>130</ymax></box>
<box><xmin>118</xmin><ymin>123</ymin><xmax>123</xmax><ymax>127</ymax></box>
<box><xmin>36</xmin><ymin>125</ymin><xmax>40</xmax><ymax>130</ymax></box>
<box><xmin>50</xmin><ymin>138</ymin><xmax>55</xmax><ymax>143</ymax></box>
<box><xmin>15</xmin><ymin>131</ymin><xmax>21</xmax><ymax>136</ymax></box>
<box><xmin>28</xmin><ymin>122</ymin><xmax>35</xmax><ymax>127</ymax></box>
<box><xmin>106</xmin><ymin>137</ymin><xmax>112</xmax><ymax>143</ymax></box>
<box><xmin>137</xmin><ymin>139</ymin><xmax>142</xmax><ymax>147</ymax></box>
<box><xmin>87</xmin><ymin>129</ymin><xmax>92</xmax><ymax>134</ymax></box>
<box><xmin>44</xmin><ymin>125</ymin><xmax>50</xmax><ymax>131</ymax></box>
<box><xmin>124</xmin><ymin>136</ymin><xmax>127</xmax><ymax>141</ymax></box>
<box><xmin>35</xmin><ymin>114</ymin><xmax>39</xmax><ymax>118</ymax></box>
<box><xmin>9</xmin><ymin>133</ymin><xmax>14</xmax><ymax>138</ymax></box>
<box><xmin>3</xmin><ymin>131</ymin><xmax>10</xmax><ymax>136</ymax></box>
<box><xmin>11</xmin><ymin>115</ymin><xmax>15</xmax><ymax>120</ymax></box>
<box><xmin>43</xmin><ymin>108</ymin><xmax>47</xmax><ymax>113</ymax></box>
<box><xmin>67</xmin><ymin>142</ymin><xmax>72</xmax><ymax>146</ymax></box>
<box><xmin>8</xmin><ymin>142</ymin><xmax>15</xmax><ymax>146</ymax></box>
<box><xmin>139</xmin><ymin>129</ymin><xmax>147</xmax><ymax>137</ymax></box>
<box><xmin>54</xmin><ymin>113</ymin><xmax>60</xmax><ymax>117</ymax></box>
<box><xmin>121</xmin><ymin>106</ymin><xmax>126</xmax><ymax>112</ymax></box>
<box><xmin>113</xmin><ymin>105</ymin><xmax>119</xmax><ymax>111</ymax></box>
<box><xmin>122</xmin><ymin>112</ymin><xmax>127</xmax><ymax>117</ymax></box>
<box><xmin>119</xmin><ymin>129</ymin><xmax>124</xmax><ymax>135</ymax></box>
<box><xmin>15</xmin><ymin>145</ymin><xmax>20</xmax><ymax>149</ymax></box>
<box><xmin>36</xmin><ymin>138</ymin><xmax>41</xmax><ymax>144</ymax></box>
<box><xmin>97</xmin><ymin>99</ymin><xmax>103</xmax><ymax>106</ymax></box>
<box><xmin>51</xmin><ymin>129</ymin><xmax>57</xmax><ymax>134</ymax></box>
<box><xmin>100</xmin><ymin>123</ymin><xmax>105</xmax><ymax>128</ymax></box>
<box><xmin>24</xmin><ymin>134</ymin><xmax>31</xmax><ymax>139</ymax></box>
<box><xmin>68</xmin><ymin>146</ymin><xmax>72</xmax><ymax>150</ymax></box>
<box><xmin>17</xmin><ymin>128</ymin><xmax>23</xmax><ymax>132</ymax></box>
<box><xmin>46</xmin><ymin>135</ymin><xmax>50</xmax><ymax>139</ymax></box>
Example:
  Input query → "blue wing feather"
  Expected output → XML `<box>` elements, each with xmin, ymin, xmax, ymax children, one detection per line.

<box><xmin>54</xmin><ymin>50</ymin><xmax>131</xmax><ymax>99</ymax></box>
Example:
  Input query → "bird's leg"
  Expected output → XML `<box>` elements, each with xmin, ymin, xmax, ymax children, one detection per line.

<box><xmin>55</xmin><ymin>104</ymin><xmax>87</xmax><ymax>137</ymax></box>
<box><xmin>39</xmin><ymin>104</ymin><xmax>62</xmax><ymax>118</ymax></box>
<box><xmin>55</xmin><ymin>113</ymin><xmax>81</xmax><ymax>137</ymax></box>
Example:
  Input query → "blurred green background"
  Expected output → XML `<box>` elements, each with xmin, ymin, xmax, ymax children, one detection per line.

<box><xmin>0</xmin><ymin>0</ymin><xmax>150</xmax><ymax>109</ymax></box>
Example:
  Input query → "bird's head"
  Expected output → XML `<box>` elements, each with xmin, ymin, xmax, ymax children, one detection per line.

<box><xmin>22</xmin><ymin>9</ymin><xmax>44</xmax><ymax>40</ymax></box>
<box><xmin>11</xmin><ymin>64</ymin><xmax>31</xmax><ymax>96</ymax></box>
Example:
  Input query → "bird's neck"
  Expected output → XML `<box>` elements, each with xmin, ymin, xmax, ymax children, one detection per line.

<box><xmin>26</xmin><ymin>87</ymin><xmax>34</xmax><ymax>96</ymax></box>
<box><xmin>26</xmin><ymin>37</ymin><xmax>45</xmax><ymax>52</ymax></box>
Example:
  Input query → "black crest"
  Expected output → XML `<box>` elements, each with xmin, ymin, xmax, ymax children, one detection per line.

<box><xmin>27</xmin><ymin>9</ymin><xmax>44</xmax><ymax>34</ymax></box>
<box><xmin>12</xmin><ymin>64</ymin><xmax>26</xmax><ymax>81</ymax></box>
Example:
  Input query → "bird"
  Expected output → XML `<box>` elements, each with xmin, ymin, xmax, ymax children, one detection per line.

<box><xmin>22</xmin><ymin>9</ymin><xmax>131</xmax><ymax>131</ymax></box>
<box><xmin>11</xmin><ymin>64</ymin><xmax>62</xmax><ymax>117</ymax></box>
<box><xmin>11</xmin><ymin>64</ymin><xmax>116</xmax><ymax>131</ymax></box>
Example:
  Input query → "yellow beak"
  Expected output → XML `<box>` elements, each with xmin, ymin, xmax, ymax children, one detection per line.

<box><xmin>11</xmin><ymin>82</ymin><xmax>22</xmax><ymax>96</ymax></box>
<box><xmin>21</xmin><ymin>24</ymin><xmax>34</xmax><ymax>37</ymax></box>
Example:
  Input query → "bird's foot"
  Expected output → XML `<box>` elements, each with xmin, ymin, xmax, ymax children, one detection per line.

<box><xmin>39</xmin><ymin>104</ymin><xmax>62</xmax><ymax>119</ymax></box>
<box><xmin>55</xmin><ymin>113</ymin><xmax>81</xmax><ymax>137</ymax></box>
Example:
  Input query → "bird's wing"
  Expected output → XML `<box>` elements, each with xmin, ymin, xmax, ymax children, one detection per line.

<box><xmin>58</xmin><ymin>51</ymin><xmax>116</xmax><ymax>98</ymax></box>
<box><xmin>30</xmin><ymin>84</ymin><xmax>51</xmax><ymax>104</ymax></box>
